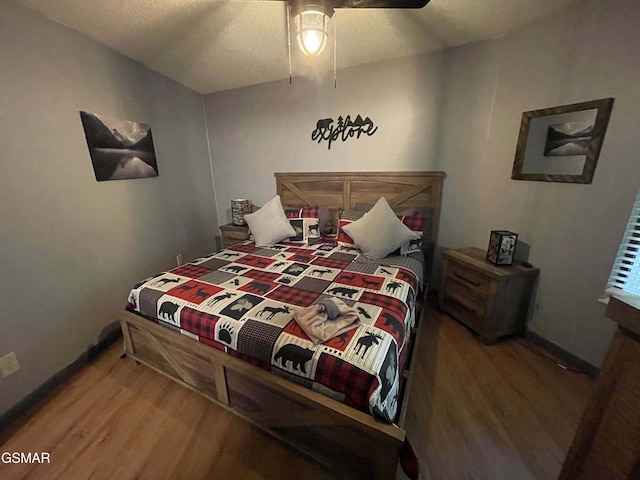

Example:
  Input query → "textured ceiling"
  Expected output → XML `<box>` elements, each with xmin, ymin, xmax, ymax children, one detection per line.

<box><xmin>17</xmin><ymin>0</ymin><xmax>579</xmax><ymax>94</ymax></box>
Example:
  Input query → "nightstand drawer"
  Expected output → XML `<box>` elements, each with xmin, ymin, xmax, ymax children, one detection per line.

<box><xmin>445</xmin><ymin>263</ymin><xmax>491</xmax><ymax>307</ymax></box>
<box><xmin>441</xmin><ymin>292</ymin><xmax>483</xmax><ymax>331</ymax></box>
<box><xmin>220</xmin><ymin>223</ymin><xmax>250</xmax><ymax>250</ymax></box>
<box><xmin>225</xmin><ymin>230</ymin><xmax>249</xmax><ymax>242</ymax></box>
<box><xmin>222</xmin><ymin>236</ymin><xmax>248</xmax><ymax>249</ymax></box>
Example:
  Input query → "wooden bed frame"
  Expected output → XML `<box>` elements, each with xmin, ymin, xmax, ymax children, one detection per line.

<box><xmin>118</xmin><ymin>171</ymin><xmax>445</xmax><ymax>479</ymax></box>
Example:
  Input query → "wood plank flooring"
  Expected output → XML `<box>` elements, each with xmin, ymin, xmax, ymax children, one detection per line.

<box><xmin>0</xmin><ymin>306</ymin><xmax>593</xmax><ymax>480</ymax></box>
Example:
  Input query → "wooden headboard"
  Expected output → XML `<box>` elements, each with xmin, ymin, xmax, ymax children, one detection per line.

<box><xmin>275</xmin><ymin>171</ymin><xmax>445</xmax><ymax>281</ymax></box>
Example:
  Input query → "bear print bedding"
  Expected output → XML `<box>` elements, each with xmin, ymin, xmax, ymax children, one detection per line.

<box><xmin>126</xmin><ymin>240</ymin><xmax>422</xmax><ymax>423</ymax></box>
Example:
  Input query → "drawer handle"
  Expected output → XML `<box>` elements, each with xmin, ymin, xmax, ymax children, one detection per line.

<box><xmin>454</xmin><ymin>272</ymin><xmax>480</xmax><ymax>287</ymax></box>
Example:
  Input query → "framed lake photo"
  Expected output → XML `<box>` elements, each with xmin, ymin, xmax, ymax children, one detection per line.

<box><xmin>511</xmin><ymin>98</ymin><xmax>614</xmax><ymax>184</ymax></box>
<box><xmin>80</xmin><ymin>111</ymin><xmax>159</xmax><ymax>182</ymax></box>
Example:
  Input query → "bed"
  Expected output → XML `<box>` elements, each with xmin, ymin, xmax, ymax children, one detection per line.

<box><xmin>118</xmin><ymin>171</ymin><xmax>444</xmax><ymax>479</ymax></box>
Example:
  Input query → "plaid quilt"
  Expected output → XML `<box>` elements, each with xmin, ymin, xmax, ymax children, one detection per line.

<box><xmin>126</xmin><ymin>240</ymin><xmax>420</xmax><ymax>423</ymax></box>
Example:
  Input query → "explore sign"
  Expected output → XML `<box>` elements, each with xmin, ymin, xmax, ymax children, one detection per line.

<box><xmin>311</xmin><ymin>115</ymin><xmax>378</xmax><ymax>150</ymax></box>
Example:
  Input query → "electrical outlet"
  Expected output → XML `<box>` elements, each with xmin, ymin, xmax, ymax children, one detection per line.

<box><xmin>176</xmin><ymin>253</ymin><xmax>183</xmax><ymax>266</ymax></box>
<box><xmin>0</xmin><ymin>351</ymin><xmax>20</xmax><ymax>378</ymax></box>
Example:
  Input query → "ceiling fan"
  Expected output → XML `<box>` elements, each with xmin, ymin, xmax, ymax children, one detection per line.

<box><xmin>285</xmin><ymin>0</ymin><xmax>432</xmax><ymax>56</ymax></box>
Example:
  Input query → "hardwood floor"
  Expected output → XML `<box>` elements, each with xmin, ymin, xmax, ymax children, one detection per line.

<box><xmin>0</xmin><ymin>306</ymin><xmax>593</xmax><ymax>480</ymax></box>
<box><xmin>406</xmin><ymin>309</ymin><xmax>593</xmax><ymax>480</ymax></box>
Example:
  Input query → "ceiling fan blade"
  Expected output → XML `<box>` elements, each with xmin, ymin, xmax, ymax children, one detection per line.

<box><xmin>264</xmin><ymin>0</ymin><xmax>430</xmax><ymax>8</ymax></box>
<box><xmin>332</xmin><ymin>0</ymin><xmax>430</xmax><ymax>8</ymax></box>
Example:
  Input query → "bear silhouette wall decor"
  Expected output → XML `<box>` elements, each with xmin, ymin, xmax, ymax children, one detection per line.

<box><xmin>311</xmin><ymin>115</ymin><xmax>378</xmax><ymax>150</ymax></box>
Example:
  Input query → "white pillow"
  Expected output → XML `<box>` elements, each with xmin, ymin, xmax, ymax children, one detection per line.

<box><xmin>243</xmin><ymin>195</ymin><xmax>296</xmax><ymax>247</ymax></box>
<box><xmin>342</xmin><ymin>197</ymin><xmax>419</xmax><ymax>259</ymax></box>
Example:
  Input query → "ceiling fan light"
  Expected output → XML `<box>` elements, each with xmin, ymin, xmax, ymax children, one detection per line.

<box><xmin>300</xmin><ymin>27</ymin><xmax>324</xmax><ymax>56</ymax></box>
<box><xmin>294</xmin><ymin>7</ymin><xmax>331</xmax><ymax>56</ymax></box>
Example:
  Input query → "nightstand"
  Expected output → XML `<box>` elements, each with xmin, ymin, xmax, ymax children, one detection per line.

<box><xmin>439</xmin><ymin>247</ymin><xmax>539</xmax><ymax>344</ymax></box>
<box><xmin>220</xmin><ymin>223</ymin><xmax>250</xmax><ymax>250</ymax></box>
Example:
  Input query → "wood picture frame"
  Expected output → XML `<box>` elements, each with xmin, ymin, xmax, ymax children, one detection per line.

<box><xmin>511</xmin><ymin>98</ymin><xmax>614</xmax><ymax>184</ymax></box>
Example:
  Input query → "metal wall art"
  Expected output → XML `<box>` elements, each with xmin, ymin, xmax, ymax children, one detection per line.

<box><xmin>311</xmin><ymin>115</ymin><xmax>378</xmax><ymax>150</ymax></box>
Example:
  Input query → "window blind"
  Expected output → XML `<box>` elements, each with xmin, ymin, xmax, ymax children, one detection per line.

<box><xmin>602</xmin><ymin>191</ymin><xmax>640</xmax><ymax>302</ymax></box>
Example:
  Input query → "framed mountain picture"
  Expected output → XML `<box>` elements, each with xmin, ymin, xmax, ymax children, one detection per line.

<box><xmin>80</xmin><ymin>111</ymin><xmax>159</xmax><ymax>182</ymax></box>
<box><xmin>511</xmin><ymin>98</ymin><xmax>613</xmax><ymax>184</ymax></box>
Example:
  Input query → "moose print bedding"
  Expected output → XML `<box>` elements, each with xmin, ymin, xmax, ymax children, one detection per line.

<box><xmin>126</xmin><ymin>240</ymin><xmax>422</xmax><ymax>423</ymax></box>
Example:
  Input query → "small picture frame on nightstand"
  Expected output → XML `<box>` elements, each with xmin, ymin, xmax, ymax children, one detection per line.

<box><xmin>486</xmin><ymin>230</ymin><xmax>518</xmax><ymax>266</ymax></box>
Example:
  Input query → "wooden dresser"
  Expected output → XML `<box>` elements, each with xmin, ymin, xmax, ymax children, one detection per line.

<box><xmin>559</xmin><ymin>296</ymin><xmax>640</xmax><ymax>479</ymax></box>
<box><xmin>439</xmin><ymin>247</ymin><xmax>539</xmax><ymax>344</ymax></box>
<box><xmin>220</xmin><ymin>223</ymin><xmax>250</xmax><ymax>250</ymax></box>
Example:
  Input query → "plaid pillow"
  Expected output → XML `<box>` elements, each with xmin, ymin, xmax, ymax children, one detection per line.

<box><xmin>400</xmin><ymin>211</ymin><xmax>429</xmax><ymax>255</ymax></box>
<box><xmin>337</xmin><ymin>209</ymin><xmax>365</xmax><ymax>248</ymax></box>
<box><xmin>284</xmin><ymin>206</ymin><xmax>321</xmax><ymax>243</ymax></box>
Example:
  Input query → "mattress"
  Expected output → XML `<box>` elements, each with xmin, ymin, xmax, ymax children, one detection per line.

<box><xmin>126</xmin><ymin>240</ymin><xmax>422</xmax><ymax>422</ymax></box>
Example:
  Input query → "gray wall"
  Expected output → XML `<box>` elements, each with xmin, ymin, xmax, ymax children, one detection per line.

<box><xmin>203</xmin><ymin>51</ymin><xmax>446</xmax><ymax>223</ymax></box>
<box><xmin>436</xmin><ymin>0</ymin><xmax>640</xmax><ymax>366</ymax></box>
<box><xmin>204</xmin><ymin>0</ymin><xmax>640</xmax><ymax>367</ymax></box>
<box><xmin>0</xmin><ymin>1</ymin><xmax>217</xmax><ymax>414</ymax></box>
